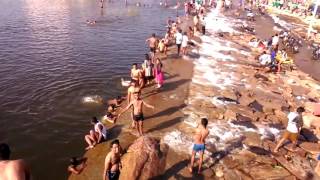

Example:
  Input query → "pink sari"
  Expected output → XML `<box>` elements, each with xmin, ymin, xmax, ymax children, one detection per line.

<box><xmin>154</xmin><ymin>64</ymin><xmax>164</xmax><ymax>86</ymax></box>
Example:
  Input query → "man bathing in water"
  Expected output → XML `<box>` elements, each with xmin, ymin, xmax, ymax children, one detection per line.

<box><xmin>84</xmin><ymin>117</ymin><xmax>107</xmax><ymax>150</ymax></box>
<box><xmin>103</xmin><ymin>140</ymin><xmax>122</xmax><ymax>180</ymax></box>
<box><xmin>0</xmin><ymin>143</ymin><xmax>31</xmax><ymax>180</ymax></box>
<box><xmin>189</xmin><ymin>118</ymin><xmax>209</xmax><ymax>174</ymax></box>
<box><xmin>118</xmin><ymin>93</ymin><xmax>154</xmax><ymax>136</ymax></box>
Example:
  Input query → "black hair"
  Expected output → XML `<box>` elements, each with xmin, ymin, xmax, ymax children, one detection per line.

<box><xmin>110</xmin><ymin>139</ymin><xmax>120</xmax><ymax>147</ymax></box>
<box><xmin>296</xmin><ymin>107</ymin><xmax>305</xmax><ymax>113</ymax></box>
<box><xmin>152</xmin><ymin>33</ymin><xmax>156</xmax><ymax>37</ymax></box>
<box><xmin>201</xmin><ymin>118</ymin><xmax>208</xmax><ymax>128</ymax></box>
<box><xmin>91</xmin><ymin>117</ymin><xmax>98</xmax><ymax>124</ymax></box>
<box><xmin>132</xmin><ymin>63</ymin><xmax>137</xmax><ymax>67</ymax></box>
<box><xmin>0</xmin><ymin>143</ymin><xmax>11</xmax><ymax>160</ymax></box>
<box><xmin>145</xmin><ymin>54</ymin><xmax>150</xmax><ymax>60</ymax></box>
<box><xmin>106</xmin><ymin>112</ymin><xmax>113</xmax><ymax>118</ymax></box>
<box><xmin>70</xmin><ymin>157</ymin><xmax>80</xmax><ymax>166</ymax></box>
<box><xmin>116</xmin><ymin>96</ymin><xmax>121</xmax><ymax>100</ymax></box>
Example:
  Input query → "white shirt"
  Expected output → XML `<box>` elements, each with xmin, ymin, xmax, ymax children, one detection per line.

<box><xmin>286</xmin><ymin>112</ymin><xmax>299</xmax><ymax>133</ymax></box>
<box><xmin>182</xmin><ymin>35</ymin><xmax>189</xmax><ymax>47</ymax></box>
<box><xmin>175</xmin><ymin>32</ymin><xmax>183</xmax><ymax>45</ymax></box>
<box><xmin>259</xmin><ymin>54</ymin><xmax>271</xmax><ymax>65</ymax></box>
<box><xmin>272</xmin><ymin>36</ymin><xmax>279</xmax><ymax>46</ymax></box>
<box><xmin>94</xmin><ymin>122</ymin><xmax>107</xmax><ymax>139</ymax></box>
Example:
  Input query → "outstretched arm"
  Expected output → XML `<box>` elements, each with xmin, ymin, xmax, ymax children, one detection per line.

<box><xmin>118</xmin><ymin>102</ymin><xmax>133</xmax><ymax>117</ymax></box>
<box><xmin>143</xmin><ymin>101</ymin><xmax>155</xmax><ymax>110</ymax></box>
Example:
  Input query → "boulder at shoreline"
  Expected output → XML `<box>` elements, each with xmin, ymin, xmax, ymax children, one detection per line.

<box><xmin>119</xmin><ymin>136</ymin><xmax>168</xmax><ymax>180</ymax></box>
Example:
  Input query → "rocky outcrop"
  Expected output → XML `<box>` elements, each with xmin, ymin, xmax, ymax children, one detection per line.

<box><xmin>119</xmin><ymin>136</ymin><xmax>168</xmax><ymax>180</ymax></box>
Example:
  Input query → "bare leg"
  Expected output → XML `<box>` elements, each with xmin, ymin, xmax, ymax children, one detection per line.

<box><xmin>198</xmin><ymin>151</ymin><xmax>204</xmax><ymax>173</ymax></box>
<box><xmin>189</xmin><ymin>150</ymin><xmax>196</xmax><ymax>173</ymax></box>
<box><xmin>274</xmin><ymin>137</ymin><xmax>286</xmax><ymax>152</ymax></box>
<box><xmin>131</xmin><ymin>111</ymin><xmax>135</xmax><ymax>129</ymax></box>
<box><xmin>134</xmin><ymin>121</ymin><xmax>139</xmax><ymax>135</ymax></box>
<box><xmin>85</xmin><ymin>133</ymin><xmax>95</xmax><ymax>150</ymax></box>
<box><xmin>138</xmin><ymin>121</ymin><xmax>144</xmax><ymax>136</ymax></box>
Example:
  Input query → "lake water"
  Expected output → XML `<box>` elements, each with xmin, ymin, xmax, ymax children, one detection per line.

<box><xmin>0</xmin><ymin>0</ymin><xmax>182</xmax><ymax>179</ymax></box>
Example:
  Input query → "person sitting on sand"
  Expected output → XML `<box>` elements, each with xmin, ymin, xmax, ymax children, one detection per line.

<box><xmin>274</xmin><ymin>107</ymin><xmax>305</xmax><ymax>153</ymax></box>
<box><xmin>67</xmin><ymin>157</ymin><xmax>87</xmax><ymax>175</ymax></box>
<box><xmin>258</xmin><ymin>51</ymin><xmax>271</xmax><ymax>66</ymax></box>
<box><xmin>0</xmin><ymin>143</ymin><xmax>31</xmax><ymax>180</ymax></box>
<box><xmin>103</xmin><ymin>140</ymin><xmax>122</xmax><ymax>180</ymax></box>
<box><xmin>189</xmin><ymin>118</ymin><xmax>209</xmax><ymax>174</ymax></box>
<box><xmin>118</xmin><ymin>93</ymin><xmax>155</xmax><ymax>136</ymax></box>
<box><xmin>84</xmin><ymin>117</ymin><xmax>107</xmax><ymax>150</ymax></box>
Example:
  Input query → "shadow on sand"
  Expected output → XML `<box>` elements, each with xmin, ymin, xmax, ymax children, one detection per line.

<box><xmin>147</xmin><ymin>104</ymin><xmax>187</xmax><ymax>119</ymax></box>
<box><xmin>146</xmin><ymin>117</ymin><xmax>182</xmax><ymax>133</ymax></box>
<box><xmin>151</xmin><ymin>159</ymin><xmax>205</xmax><ymax>180</ymax></box>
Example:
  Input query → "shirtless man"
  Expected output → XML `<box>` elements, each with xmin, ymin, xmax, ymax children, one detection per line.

<box><xmin>127</xmin><ymin>80</ymin><xmax>141</xmax><ymax>128</ymax></box>
<box><xmin>189</xmin><ymin>118</ymin><xmax>209</xmax><ymax>174</ymax></box>
<box><xmin>131</xmin><ymin>63</ymin><xmax>141</xmax><ymax>85</ymax></box>
<box><xmin>118</xmin><ymin>93</ymin><xmax>154</xmax><ymax>136</ymax></box>
<box><xmin>146</xmin><ymin>33</ymin><xmax>158</xmax><ymax>58</ymax></box>
<box><xmin>0</xmin><ymin>143</ymin><xmax>31</xmax><ymax>180</ymax></box>
<box><xmin>103</xmin><ymin>140</ymin><xmax>122</xmax><ymax>180</ymax></box>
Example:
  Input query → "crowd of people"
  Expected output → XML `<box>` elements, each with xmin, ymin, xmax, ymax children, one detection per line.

<box><xmin>80</xmin><ymin>0</ymin><xmax>210</xmax><ymax>179</ymax></box>
<box><xmin>2</xmin><ymin>0</ymin><xmax>320</xmax><ymax>180</ymax></box>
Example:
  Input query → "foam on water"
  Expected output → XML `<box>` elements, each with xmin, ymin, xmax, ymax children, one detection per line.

<box><xmin>163</xmin><ymin>120</ymin><xmax>280</xmax><ymax>155</ymax></box>
<box><xmin>82</xmin><ymin>95</ymin><xmax>103</xmax><ymax>104</ymax></box>
<box><xmin>164</xmin><ymin>9</ymin><xmax>282</xmax><ymax>158</ymax></box>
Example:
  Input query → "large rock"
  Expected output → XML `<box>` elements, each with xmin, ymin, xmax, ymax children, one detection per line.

<box><xmin>119</xmin><ymin>136</ymin><xmax>168</xmax><ymax>180</ymax></box>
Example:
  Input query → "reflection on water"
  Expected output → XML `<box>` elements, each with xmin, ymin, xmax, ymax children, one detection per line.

<box><xmin>0</xmin><ymin>0</ymin><xmax>182</xmax><ymax>179</ymax></box>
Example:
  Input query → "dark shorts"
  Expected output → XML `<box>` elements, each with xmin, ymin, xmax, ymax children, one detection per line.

<box><xmin>107</xmin><ymin>170</ymin><xmax>120</xmax><ymax>180</ymax></box>
<box><xmin>193</xmin><ymin>144</ymin><xmax>205</xmax><ymax>152</ymax></box>
<box><xmin>133</xmin><ymin>113</ymin><xmax>144</xmax><ymax>121</ymax></box>
<box><xmin>150</xmin><ymin>47</ymin><xmax>156</xmax><ymax>53</ymax></box>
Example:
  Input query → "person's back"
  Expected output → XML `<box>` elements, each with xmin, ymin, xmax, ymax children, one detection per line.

<box><xmin>0</xmin><ymin>144</ymin><xmax>30</xmax><ymax>180</ymax></box>
<box><xmin>0</xmin><ymin>160</ymin><xmax>29</xmax><ymax>180</ymax></box>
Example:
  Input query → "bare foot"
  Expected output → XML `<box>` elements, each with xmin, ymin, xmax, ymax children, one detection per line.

<box><xmin>85</xmin><ymin>145</ymin><xmax>94</xmax><ymax>150</ymax></box>
<box><xmin>188</xmin><ymin>167</ymin><xmax>193</xmax><ymax>173</ymax></box>
<box><xmin>273</xmin><ymin>149</ymin><xmax>279</xmax><ymax>153</ymax></box>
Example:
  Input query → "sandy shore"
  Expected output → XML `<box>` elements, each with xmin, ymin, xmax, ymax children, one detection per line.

<box><xmin>70</xmin><ymin>5</ymin><xmax>320</xmax><ymax>180</ymax></box>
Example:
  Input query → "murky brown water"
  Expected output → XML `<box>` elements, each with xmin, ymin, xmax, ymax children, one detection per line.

<box><xmin>0</xmin><ymin>0</ymin><xmax>183</xmax><ymax>179</ymax></box>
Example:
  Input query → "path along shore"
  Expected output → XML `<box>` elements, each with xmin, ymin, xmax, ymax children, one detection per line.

<box><xmin>70</xmin><ymin>5</ymin><xmax>320</xmax><ymax>180</ymax></box>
